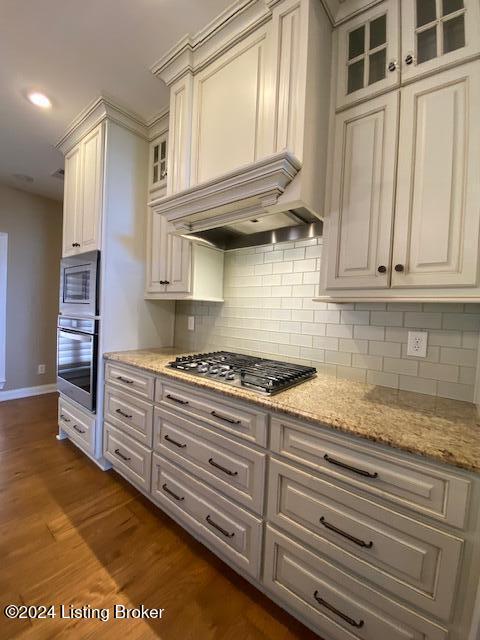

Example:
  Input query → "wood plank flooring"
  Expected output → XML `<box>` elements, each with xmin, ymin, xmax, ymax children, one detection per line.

<box><xmin>0</xmin><ymin>394</ymin><xmax>319</xmax><ymax>639</ymax></box>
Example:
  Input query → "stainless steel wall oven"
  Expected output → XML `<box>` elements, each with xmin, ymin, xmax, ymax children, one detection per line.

<box><xmin>59</xmin><ymin>250</ymin><xmax>100</xmax><ymax>317</ymax></box>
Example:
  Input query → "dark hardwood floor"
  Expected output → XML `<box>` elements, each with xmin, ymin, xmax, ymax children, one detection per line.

<box><xmin>0</xmin><ymin>393</ymin><xmax>318</xmax><ymax>639</ymax></box>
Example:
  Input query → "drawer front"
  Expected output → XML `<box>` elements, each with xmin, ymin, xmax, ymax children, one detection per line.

<box><xmin>154</xmin><ymin>407</ymin><xmax>266</xmax><ymax>514</ymax></box>
<box><xmin>271</xmin><ymin>415</ymin><xmax>470</xmax><ymax>528</ymax></box>
<box><xmin>151</xmin><ymin>454</ymin><xmax>262</xmax><ymax>578</ymax></box>
<box><xmin>105</xmin><ymin>361</ymin><xmax>155</xmax><ymax>401</ymax></box>
<box><xmin>156</xmin><ymin>378</ymin><xmax>268</xmax><ymax>446</ymax></box>
<box><xmin>267</xmin><ymin>458</ymin><xmax>462</xmax><ymax>620</ymax></box>
<box><xmin>264</xmin><ymin>526</ymin><xmax>448</xmax><ymax>640</ymax></box>
<box><xmin>104</xmin><ymin>423</ymin><xmax>152</xmax><ymax>491</ymax></box>
<box><xmin>58</xmin><ymin>396</ymin><xmax>95</xmax><ymax>453</ymax></box>
<box><xmin>104</xmin><ymin>385</ymin><xmax>153</xmax><ymax>447</ymax></box>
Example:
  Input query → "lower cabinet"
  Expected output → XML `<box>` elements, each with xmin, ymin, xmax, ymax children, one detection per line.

<box><xmin>151</xmin><ymin>453</ymin><xmax>263</xmax><ymax>579</ymax></box>
<box><xmin>58</xmin><ymin>394</ymin><xmax>96</xmax><ymax>456</ymax></box>
<box><xmin>263</xmin><ymin>526</ymin><xmax>448</xmax><ymax>640</ymax></box>
<box><xmin>101</xmin><ymin>363</ymin><xmax>479</xmax><ymax>640</ymax></box>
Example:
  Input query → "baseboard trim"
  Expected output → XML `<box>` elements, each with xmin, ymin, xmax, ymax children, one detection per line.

<box><xmin>0</xmin><ymin>383</ymin><xmax>58</xmax><ymax>402</ymax></box>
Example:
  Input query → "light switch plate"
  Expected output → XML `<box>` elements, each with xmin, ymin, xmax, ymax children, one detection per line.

<box><xmin>187</xmin><ymin>316</ymin><xmax>195</xmax><ymax>331</ymax></box>
<box><xmin>407</xmin><ymin>331</ymin><xmax>428</xmax><ymax>358</ymax></box>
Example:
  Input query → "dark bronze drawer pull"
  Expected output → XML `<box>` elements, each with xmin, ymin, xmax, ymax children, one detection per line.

<box><xmin>206</xmin><ymin>514</ymin><xmax>235</xmax><ymax>538</ymax></box>
<box><xmin>323</xmin><ymin>454</ymin><xmax>378</xmax><ymax>479</ymax></box>
<box><xmin>313</xmin><ymin>591</ymin><xmax>364</xmax><ymax>628</ymax></box>
<box><xmin>73</xmin><ymin>424</ymin><xmax>85</xmax><ymax>434</ymax></box>
<box><xmin>208</xmin><ymin>458</ymin><xmax>238</xmax><ymax>477</ymax></box>
<box><xmin>162</xmin><ymin>483</ymin><xmax>184</xmax><ymax>501</ymax></box>
<box><xmin>319</xmin><ymin>516</ymin><xmax>373</xmax><ymax>549</ymax></box>
<box><xmin>116</xmin><ymin>375</ymin><xmax>134</xmax><ymax>385</ymax></box>
<box><xmin>211</xmin><ymin>411</ymin><xmax>241</xmax><ymax>425</ymax></box>
<box><xmin>60</xmin><ymin>413</ymin><xmax>71</xmax><ymax>423</ymax></box>
<box><xmin>166</xmin><ymin>394</ymin><xmax>189</xmax><ymax>405</ymax></box>
<box><xmin>164</xmin><ymin>434</ymin><xmax>187</xmax><ymax>449</ymax></box>
<box><xmin>115</xmin><ymin>408</ymin><xmax>133</xmax><ymax>419</ymax></box>
<box><xmin>114</xmin><ymin>448</ymin><xmax>131</xmax><ymax>462</ymax></box>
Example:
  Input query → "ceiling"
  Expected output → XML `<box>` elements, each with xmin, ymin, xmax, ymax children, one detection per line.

<box><xmin>0</xmin><ymin>0</ymin><xmax>234</xmax><ymax>202</ymax></box>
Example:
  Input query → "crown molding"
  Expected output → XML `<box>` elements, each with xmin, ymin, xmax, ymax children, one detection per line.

<box><xmin>150</xmin><ymin>0</ymin><xmax>271</xmax><ymax>86</ymax></box>
<box><xmin>149</xmin><ymin>151</ymin><xmax>301</xmax><ymax>233</ymax></box>
<box><xmin>56</xmin><ymin>95</ymin><xmax>149</xmax><ymax>155</ymax></box>
<box><xmin>146</xmin><ymin>106</ymin><xmax>170</xmax><ymax>141</ymax></box>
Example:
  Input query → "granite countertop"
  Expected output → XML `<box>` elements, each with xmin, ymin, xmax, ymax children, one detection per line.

<box><xmin>104</xmin><ymin>348</ymin><xmax>480</xmax><ymax>474</ymax></box>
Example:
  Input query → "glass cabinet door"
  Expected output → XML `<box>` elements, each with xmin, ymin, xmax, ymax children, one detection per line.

<box><xmin>402</xmin><ymin>0</ymin><xmax>480</xmax><ymax>80</ymax></box>
<box><xmin>336</xmin><ymin>0</ymin><xmax>400</xmax><ymax>109</ymax></box>
<box><xmin>149</xmin><ymin>133</ymin><xmax>168</xmax><ymax>193</ymax></box>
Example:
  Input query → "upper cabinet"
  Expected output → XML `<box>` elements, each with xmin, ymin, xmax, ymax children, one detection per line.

<box><xmin>149</xmin><ymin>132</ymin><xmax>168</xmax><ymax>195</ymax></box>
<box><xmin>335</xmin><ymin>0</ymin><xmax>479</xmax><ymax>109</ymax></box>
<box><xmin>336</xmin><ymin>1</ymin><xmax>400</xmax><ymax>109</ymax></box>
<box><xmin>149</xmin><ymin>0</ymin><xmax>332</xmax><ymax>232</ymax></box>
<box><xmin>61</xmin><ymin>123</ymin><xmax>104</xmax><ymax>257</ymax></box>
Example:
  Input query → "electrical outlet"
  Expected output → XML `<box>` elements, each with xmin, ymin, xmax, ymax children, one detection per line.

<box><xmin>407</xmin><ymin>331</ymin><xmax>428</xmax><ymax>358</ymax></box>
<box><xmin>187</xmin><ymin>316</ymin><xmax>195</xmax><ymax>331</ymax></box>
<box><xmin>37</xmin><ymin>364</ymin><xmax>46</xmax><ymax>374</ymax></box>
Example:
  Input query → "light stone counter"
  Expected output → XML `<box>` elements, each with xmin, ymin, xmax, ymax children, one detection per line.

<box><xmin>104</xmin><ymin>348</ymin><xmax>480</xmax><ymax>473</ymax></box>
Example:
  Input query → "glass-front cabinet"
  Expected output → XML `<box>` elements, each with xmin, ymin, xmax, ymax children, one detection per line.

<box><xmin>149</xmin><ymin>133</ymin><xmax>168</xmax><ymax>194</ymax></box>
<box><xmin>402</xmin><ymin>0</ymin><xmax>480</xmax><ymax>80</ymax></box>
<box><xmin>336</xmin><ymin>0</ymin><xmax>400</xmax><ymax>108</ymax></box>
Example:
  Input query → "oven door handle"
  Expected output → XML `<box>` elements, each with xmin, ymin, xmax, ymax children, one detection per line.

<box><xmin>58</xmin><ymin>328</ymin><xmax>95</xmax><ymax>338</ymax></box>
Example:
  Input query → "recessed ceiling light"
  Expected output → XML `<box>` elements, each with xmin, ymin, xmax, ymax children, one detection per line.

<box><xmin>27</xmin><ymin>92</ymin><xmax>51</xmax><ymax>109</ymax></box>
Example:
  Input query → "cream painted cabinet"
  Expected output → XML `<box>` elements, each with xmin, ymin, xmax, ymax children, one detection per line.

<box><xmin>149</xmin><ymin>133</ymin><xmax>168</xmax><ymax>195</ymax></box>
<box><xmin>145</xmin><ymin>211</ymin><xmax>224</xmax><ymax>301</ymax></box>
<box><xmin>335</xmin><ymin>0</ymin><xmax>400</xmax><ymax>109</ymax></box>
<box><xmin>62</xmin><ymin>123</ymin><xmax>104</xmax><ymax>257</ymax></box>
<box><xmin>326</xmin><ymin>92</ymin><xmax>399</xmax><ymax>289</ymax></box>
<box><xmin>401</xmin><ymin>0</ymin><xmax>480</xmax><ymax>82</ymax></box>
<box><xmin>325</xmin><ymin>60</ymin><xmax>480</xmax><ymax>296</ymax></box>
<box><xmin>392</xmin><ymin>61</ymin><xmax>480</xmax><ymax>288</ymax></box>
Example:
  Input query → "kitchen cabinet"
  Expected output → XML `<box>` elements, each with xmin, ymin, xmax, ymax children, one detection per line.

<box><xmin>62</xmin><ymin>123</ymin><xmax>103</xmax><ymax>257</ymax></box>
<box><xmin>145</xmin><ymin>210</ymin><xmax>224</xmax><ymax>301</ymax></box>
<box><xmin>335</xmin><ymin>0</ymin><xmax>400</xmax><ymax>109</ymax></box>
<box><xmin>324</xmin><ymin>60</ymin><xmax>480</xmax><ymax>298</ymax></box>
<box><xmin>335</xmin><ymin>0</ymin><xmax>479</xmax><ymax>110</ymax></box>
<box><xmin>148</xmin><ymin>132</ymin><xmax>168</xmax><ymax>195</ymax></box>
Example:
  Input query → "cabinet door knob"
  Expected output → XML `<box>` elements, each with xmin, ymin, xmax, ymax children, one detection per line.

<box><xmin>388</xmin><ymin>60</ymin><xmax>398</xmax><ymax>72</ymax></box>
<box><xmin>405</xmin><ymin>54</ymin><xmax>415</xmax><ymax>65</ymax></box>
<box><xmin>394</xmin><ymin>264</ymin><xmax>405</xmax><ymax>272</ymax></box>
<box><xmin>377</xmin><ymin>265</ymin><xmax>387</xmax><ymax>274</ymax></box>
<box><xmin>164</xmin><ymin>281</ymin><xmax>170</xmax><ymax>285</ymax></box>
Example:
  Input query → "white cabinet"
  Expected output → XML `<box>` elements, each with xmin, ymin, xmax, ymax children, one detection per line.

<box><xmin>336</xmin><ymin>0</ymin><xmax>400</xmax><ymax>109</ymax></box>
<box><xmin>62</xmin><ymin>123</ymin><xmax>104</xmax><ymax>257</ymax></box>
<box><xmin>326</xmin><ymin>92</ymin><xmax>399</xmax><ymax>289</ymax></box>
<box><xmin>145</xmin><ymin>211</ymin><xmax>224</xmax><ymax>301</ymax></box>
<box><xmin>392</xmin><ymin>61</ymin><xmax>480</xmax><ymax>288</ymax></box>
<box><xmin>401</xmin><ymin>0</ymin><xmax>480</xmax><ymax>82</ymax></box>
<box><xmin>325</xmin><ymin>60</ymin><xmax>480</xmax><ymax>297</ymax></box>
<box><xmin>149</xmin><ymin>133</ymin><xmax>168</xmax><ymax>195</ymax></box>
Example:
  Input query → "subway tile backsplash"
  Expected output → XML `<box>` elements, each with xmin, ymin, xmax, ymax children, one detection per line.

<box><xmin>174</xmin><ymin>238</ymin><xmax>479</xmax><ymax>402</ymax></box>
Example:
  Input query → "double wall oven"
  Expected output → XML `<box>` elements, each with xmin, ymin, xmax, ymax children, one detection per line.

<box><xmin>57</xmin><ymin>251</ymin><xmax>100</xmax><ymax>412</ymax></box>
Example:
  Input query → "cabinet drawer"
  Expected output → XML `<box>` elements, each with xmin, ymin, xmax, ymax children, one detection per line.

<box><xmin>104</xmin><ymin>423</ymin><xmax>152</xmax><ymax>492</ymax></box>
<box><xmin>105</xmin><ymin>361</ymin><xmax>155</xmax><ymax>401</ymax></box>
<box><xmin>264</xmin><ymin>526</ymin><xmax>447</xmax><ymax>640</ymax></box>
<box><xmin>151</xmin><ymin>454</ymin><xmax>262</xmax><ymax>578</ymax></box>
<box><xmin>270</xmin><ymin>415</ymin><xmax>470</xmax><ymax>528</ymax></box>
<box><xmin>267</xmin><ymin>458</ymin><xmax>462</xmax><ymax>620</ymax></box>
<box><xmin>104</xmin><ymin>385</ymin><xmax>153</xmax><ymax>447</ymax></box>
<box><xmin>58</xmin><ymin>396</ymin><xmax>95</xmax><ymax>454</ymax></box>
<box><xmin>154</xmin><ymin>407</ymin><xmax>266</xmax><ymax>514</ymax></box>
<box><xmin>156</xmin><ymin>378</ymin><xmax>268</xmax><ymax>446</ymax></box>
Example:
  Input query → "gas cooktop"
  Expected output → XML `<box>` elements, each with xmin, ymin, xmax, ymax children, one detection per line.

<box><xmin>167</xmin><ymin>351</ymin><xmax>316</xmax><ymax>395</ymax></box>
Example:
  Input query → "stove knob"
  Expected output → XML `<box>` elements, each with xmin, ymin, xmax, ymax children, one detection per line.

<box><xmin>209</xmin><ymin>367</ymin><xmax>219</xmax><ymax>375</ymax></box>
<box><xmin>198</xmin><ymin>365</ymin><xmax>208</xmax><ymax>373</ymax></box>
<box><xmin>226</xmin><ymin>372</ymin><xmax>236</xmax><ymax>380</ymax></box>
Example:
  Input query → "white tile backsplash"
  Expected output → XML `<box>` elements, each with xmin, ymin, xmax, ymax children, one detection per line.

<box><xmin>174</xmin><ymin>237</ymin><xmax>479</xmax><ymax>402</ymax></box>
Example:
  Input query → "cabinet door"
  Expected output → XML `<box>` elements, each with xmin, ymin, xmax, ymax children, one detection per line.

<box><xmin>326</xmin><ymin>92</ymin><xmax>399</xmax><ymax>290</ymax></box>
<box><xmin>145</xmin><ymin>211</ymin><xmax>168</xmax><ymax>294</ymax></box>
<box><xmin>62</xmin><ymin>144</ymin><xmax>82</xmax><ymax>257</ymax></box>
<box><xmin>149</xmin><ymin>133</ymin><xmax>168</xmax><ymax>194</ymax></box>
<box><xmin>166</xmin><ymin>235</ymin><xmax>191</xmax><ymax>294</ymax></box>
<box><xmin>392</xmin><ymin>61</ymin><xmax>480</xmax><ymax>288</ymax></box>
<box><xmin>336</xmin><ymin>0</ymin><xmax>400</xmax><ymax>109</ymax></box>
<box><xmin>401</xmin><ymin>0</ymin><xmax>480</xmax><ymax>82</ymax></box>
<box><xmin>80</xmin><ymin>124</ymin><xmax>104</xmax><ymax>252</ymax></box>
